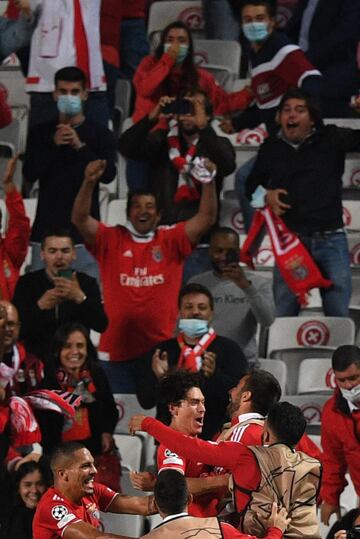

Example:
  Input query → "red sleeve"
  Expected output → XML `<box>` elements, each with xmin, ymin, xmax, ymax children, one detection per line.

<box><xmin>320</xmin><ymin>400</ymin><xmax>347</xmax><ymax>505</ymax></box>
<box><xmin>275</xmin><ymin>49</ymin><xmax>320</xmax><ymax>88</ymax></box>
<box><xmin>4</xmin><ymin>188</ymin><xmax>31</xmax><ymax>269</ymax></box>
<box><xmin>133</xmin><ymin>54</ymin><xmax>175</xmax><ymax>98</ymax></box>
<box><xmin>197</xmin><ymin>69</ymin><xmax>253</xmax><ymax>116</ymax></box>
<box><xmin>93</xmin><ymin>482</ymin><xmax>118</xmax><ymax>512</ymax></box>
<box><xmin>0</xmin><ymin>84</ymin><xmax>12</xmax><ymax>129</ymax></box>
<box><xmin>33</xmin><ymin>494</ymin><xmax>80</xmax><ymax>538</ymax></box>
<box><xmin>88</xmin><ymin>222</ymin><xmax>117</xmax><ymax>262</ymax></box>
<box><xmin>142</xmin><ymin>417</ymin><xmax>255</xmax><ymax>469</ymax></box>
<box><xmin>160</xmin><ymin>222</ymin><xmax>193</xmax><ymax>260</ymax></box>
<box><xmin>157</xmin><ymin>443</ymin><xmax>187</xmax><ymax>474</ymax></box>
<box><xmin>221</xmin><ymin>522</ymin><xmax>283</xmax><ymax>539</ymax></box>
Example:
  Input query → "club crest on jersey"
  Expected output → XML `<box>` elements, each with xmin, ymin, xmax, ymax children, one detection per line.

<box><xmin>152</xmin><ymin>246</ymin><xmax>163</xmax><ymax>262</ymax></box>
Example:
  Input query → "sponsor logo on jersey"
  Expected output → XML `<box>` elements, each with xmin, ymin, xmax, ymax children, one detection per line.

<box><xmin>57</xmin><ymin>513</ymin><xmax>76</xmax><ymax>529</ymax></box>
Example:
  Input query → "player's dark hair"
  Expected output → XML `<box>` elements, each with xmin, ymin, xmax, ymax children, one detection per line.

<box><xmin>244</xmin><ymin>369</ymin><xmax>282</xmax><ymax>416</ymax></box>
<box><xmin>160</xmin><ymin>371</ymin><xmax>203</xmax><ymax>425</ymax></box>
<box><xmin>267</xmin><ymin>402</ymin><xmax>306</xmax><ymax>446</ymax></box>
<box><xmin>155</xmin><ymin>469</ymin><xmax>188</xmax><ymax>515</ymax></box>
<box><xmin>50</xmin><ymin>441</ymin><xmax>86</xmax><ymax>473</ymax></box>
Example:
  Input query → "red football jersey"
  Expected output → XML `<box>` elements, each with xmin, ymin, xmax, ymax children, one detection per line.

<box><xmin>32</xmin><ymin>483</ymin><xmax>117</xmax><ymax>538</ymax></box>
<box><xmin>90</xmin><ymin>222</ymin><xmax>193</xmax><ymax>361</ymax></box>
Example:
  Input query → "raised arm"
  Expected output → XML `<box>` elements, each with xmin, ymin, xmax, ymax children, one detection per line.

<box><xmin>129</xmin><ymin>415</ymin><xmax>248</xmax><ymax>470</ymax></box>
<box><xmin>72</xmin><ymin>160</ymin><xmax>105</xmax><ymax>247</ymax></box>
<box><xmin>185</xmin><ymin>177</ymin><xmax>217</xmax><ymax>245</ymax></box>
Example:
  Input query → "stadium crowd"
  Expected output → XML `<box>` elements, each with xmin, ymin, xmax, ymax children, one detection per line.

<box><xmin>0</xmin><ymin>0</ymin><xmax>360</xmax><ymax>538</ymax></box>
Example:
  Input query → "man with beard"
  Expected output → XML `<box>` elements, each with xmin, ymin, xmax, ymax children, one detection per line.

<box><xmin>189</xmin><ymin>227</ymin><xmax>275</xmax><ymax>366</ymax></box>
<box><xmin>33</xmin><ymin>441</ymin><xmax>155</xmax><ymax>539</ymax></box>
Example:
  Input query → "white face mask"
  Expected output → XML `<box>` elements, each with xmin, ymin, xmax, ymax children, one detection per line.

<box><xmin>340</xmin><ymin>383</ymin><xmax>360</xmax><ymax>404</ymax></box>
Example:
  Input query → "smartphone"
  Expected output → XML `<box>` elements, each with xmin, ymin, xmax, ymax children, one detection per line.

<box><xmin>162</xmin><ymin>98</ymin><xmax>192</xmax><ymax>115</ymax></box>
<box><xmin>225</xmin><ymin>249</ymin><xmax>239</xmax><ymax>265</ymax></box>
<box><xmin>57</xmin><ymin>268</ymin><xmax>73</xmax><ymax>280</ymax></box>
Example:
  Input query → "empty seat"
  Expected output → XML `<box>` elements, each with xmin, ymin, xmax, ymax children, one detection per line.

<box><xmin>114</xmin><ymin>433</ymin><xmax>143</xmax><ymax>472</ymax></box>
<box><xmin>342</xmin><ymin>200</ymin><xmax>360</xmax><ymax>232</ymax></box>
<box><xmin>147</xmin><ymin>1</ymin><xmax>204</xmax><ymax>44</ymax></box>
<box><xmin>193</xmin><ymin>39</ymin><xmax>241</xmax><ymax>79</ymax></box>
<box><xmin>113</xmin><ymin>393</ymin><xmax>156</xmax><ymax>434</ymax></box>
<box><xmin>267</xmin><ymin>317</ymin><xmax>355</xmax><ymax>357</ymax></box>
<box><xmin>258</xmin><ymin>358</ymin><xmax>287</xmax><ymax>395</ymax></box>
<box><xmin>282</xmin><ymin>394</ymin><xmax>328</xmax><ymax>426</ymax></box>
<box><xmin>297</xmin><ymin>358</ymin><xmax>333</xmax><ymax>395</ymax></box>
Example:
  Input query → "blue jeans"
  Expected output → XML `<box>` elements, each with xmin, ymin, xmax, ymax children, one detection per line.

<box><xmin>235</xmin><ymin>156</ymin><xmax>257</xmax><ymax>233</ymax></box>
<box><xmin>118</xmin><ymin>19</ymin><xmax>149</xmax><ymax>80</ymax></box>
<box><xmin>99</xmin><ymin>359</ymin><xmax>138</xmax><ymax>393</ymax></box>
<box><xmin>30</xmin><ymin>243</ymin><xmax>100</xmax><ymax>282</ymax></box>
<box><xmin>202</xmin><ymin>0</ymin><xmax>240</xmax><ymax>39</ymax></box>
<box><xmin>274</xmin><ymin>231</ymin><xmax>352</xmax><ymax>317</ymax></box>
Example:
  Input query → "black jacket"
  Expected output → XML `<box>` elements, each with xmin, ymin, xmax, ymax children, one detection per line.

<box><xmin>23</xmin><ymin>118</ymin><xmax>117</xmax><ymax>243</ymax></box>
<box><xmin>135</xmin><ymin>335</ymin><xmax>248</xmax><ymax>440</ymax></box>
<box><xmin>118</xmin><ymin>116</ymin><xmax>236</xmax><ymax>225</ymax></box>
<box><xmin>246</xmin><ymin>125</ymin><xmax>360</xmax><ymax>234</ymax></box>
<box><xmin>37</xmin><ymin>363</ymin><xmax>118</xmax><ymax>456</ymax></box>
<box><xmin>13</xmin><ymin>269</ymin><xmax>108</xmax><ymax>360</ymax></box>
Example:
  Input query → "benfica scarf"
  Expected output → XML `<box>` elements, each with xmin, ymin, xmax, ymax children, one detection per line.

<box><xmin>167</xmin><ymin>118</ymin><xmax>200</xmax><ymax>202</ymax></box>
<box><xmin>241</xmin><ymin>207</ymin><xmax>332</xmax><ymax>305</ymax></box>
<box><xmin>177</xmin><ymin>328</ymin><xmax>216</xmax><ymax>372</ymax></box>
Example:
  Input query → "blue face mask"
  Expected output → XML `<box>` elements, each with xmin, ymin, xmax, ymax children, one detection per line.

<box><xmin>57</xmin><ymin>95</ymin><xmax>83</xmax><ymax>117</ymax></box>
<box><xmin>178</xmin><ymin>318</ymin><xmax>209</xmax><ymax>338</ymax></box>
<box><xmin>242</xmin><ymin>22</ymin><xmax>269</xmax><ymax>42</ymax></box>
<box><xmin>164</xmin><ymin>43</ymin><xmax>189</xmax><ymax>64</ymax></box>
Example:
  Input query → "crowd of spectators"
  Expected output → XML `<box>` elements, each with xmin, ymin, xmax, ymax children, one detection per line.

<box><xmin>0</xmin><ymin>0</ymin><xmax>360</xmax><ymax>537</ymax></box>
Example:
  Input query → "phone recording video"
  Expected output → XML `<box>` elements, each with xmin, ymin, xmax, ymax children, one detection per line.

<box><xmin>162</xmin><ymin>98</ymin><xmax>193</xmax><ymax>115</ymax></box>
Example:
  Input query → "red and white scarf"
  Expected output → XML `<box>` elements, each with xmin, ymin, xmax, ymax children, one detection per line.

<box><xmin>0</xmin><ymin>345</ymin><xmax>20</xmax><ymax>388</ymax></box>
<box><xmin>241</xmin><ymin>207</ymin><xmax>332</xmax><ymax>305</ymax></box>
<box><xmin>177</xmin><ymin>328</ymin><xmax>217</xmax><ymax>372</ymax></box>
<box><xmin>167</xmin><ymin>118</ymin><xmax>200</xmax><ymax>202</ymax></box>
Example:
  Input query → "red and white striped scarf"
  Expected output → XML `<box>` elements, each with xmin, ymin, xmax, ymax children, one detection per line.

<box><xmin>167</xmin><ymin>118</ymin><xmax>200</xmax><ymax>203</ymax></box>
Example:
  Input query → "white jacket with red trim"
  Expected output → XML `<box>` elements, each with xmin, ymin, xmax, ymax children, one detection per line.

<box><xmin>26</xmin><ymin>0</ymin><xmax>106</xmax><ymax>92</ymax></box>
